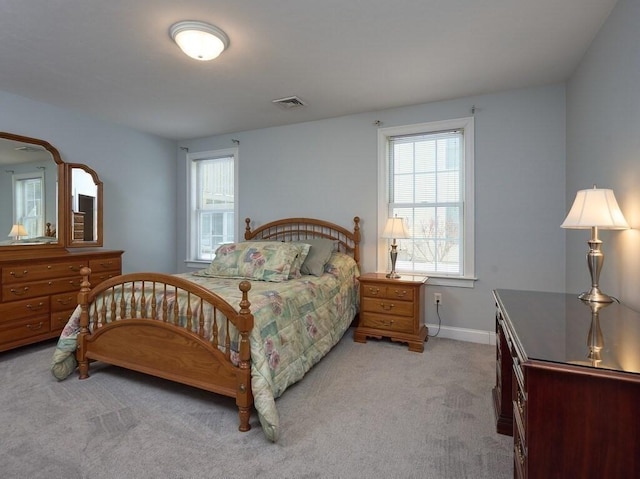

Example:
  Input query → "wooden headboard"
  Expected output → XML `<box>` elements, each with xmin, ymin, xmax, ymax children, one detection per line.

<box><xmin>244</xmin><ymin>217</ymin><xmax>361</xmax><ymax>266</ymax></box>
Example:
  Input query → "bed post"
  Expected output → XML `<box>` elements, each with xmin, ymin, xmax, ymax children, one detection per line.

<box><xmin>77</xmin><ymin>267</ymin><xmax>92</xmax><ymax>379</ymax></box>
<box><xmin>353</xmin><ymin>216</ymin><xmax>361</xmax><ymax>267</ymax></box>
<box><xmin>236</xmin><ymin>280</ymin><xmax>254</xmax><ymax>432</ymax></box>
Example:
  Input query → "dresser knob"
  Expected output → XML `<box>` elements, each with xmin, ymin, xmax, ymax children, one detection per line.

<box><xmin>26</xmin><ymin>322</ymin><xmax>44</xmax><ymax>331</ymax></box>
<box><xmin>9</xmin><ymin>270</ymin><xmax>28</xmax><ymax>279</ymax></box>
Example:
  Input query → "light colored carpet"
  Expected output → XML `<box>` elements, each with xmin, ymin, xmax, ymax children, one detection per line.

<box><xmin>0</xmin><ymin>330</ymin><xmax>512</xmax><ymax>479</ymax></box>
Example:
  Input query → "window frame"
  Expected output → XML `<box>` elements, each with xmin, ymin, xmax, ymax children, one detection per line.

<box><xmin>377</xmin><ymin>117</ymin><xmax>476</xmax><ymax>287</ymax></box>
<box><xmin>13</xmin><ymin>171</ymin><xmax>45</xmax><ymax>238</ymax></box>
<box><xmin>185</xmin><ymin>147</ymin><xmax>239</xmax><ymax>266</ymax></box>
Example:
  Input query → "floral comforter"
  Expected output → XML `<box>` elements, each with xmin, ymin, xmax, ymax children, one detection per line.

<box><xmin>50</xmin><ymin>252</ymin><xmax>359</xmax><ymax>442</ymax></box>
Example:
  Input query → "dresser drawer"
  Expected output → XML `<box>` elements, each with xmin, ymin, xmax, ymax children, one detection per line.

<box><xmin>362</xmin><ymin>296</ymin><xmax>414</xmax><ymax>317</ymax></box>
<box><xmin>51</xmin><ymin>291</ymin><xmax>77</xmax><ymax>311</ymax></box>
<box><xmin>2</xmin><ymin>277</ymin><xmax>83</xmax><ymax>301</ymax></box>
<box><xmin>89</xmin><ymin>256</ymin><xmax>122</xmax><ymax>274</ymax></box>
<box><xmin>2</xmin><ymin>261</ymin><xmax>87</xmax><ymax>284</ymax></box>
<box><xmin>51</xmin><ymin>308</ymin><xmax>76</xmax><ymax>332</ymax></box>
<box><xmin>0</xmin><ymin>315</ymin><xmax>50</xmax><ymax>343</ymax></box>
<box><xmin>0</xmin><ymin>296</ymin><xmax>49</xmax><ymax>324</ymax></box>
<box><xmin>360</xmin><ymin>312</ymin><xmax>414</xmax><ymax>334</ymax></box>
<box><xmin>91</xmin><ymin>271</ymin><xmax>121</xmax><ymax>284</ymax></box>
<box><xmin>361</xmin><ymin>283</ymin><xmax>415</xmax><ymax>301</ymax></box>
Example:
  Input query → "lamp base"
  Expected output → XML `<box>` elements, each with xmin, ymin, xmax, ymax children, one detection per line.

<box><xmin>578</xmin><ymin>287</ymin><xmax>615</xmax><ymax>303</ymax></box>
<box><xmin>386</xmin><ymin>272</ymin><xmax>401</xmax><ymax>279</ymax></box>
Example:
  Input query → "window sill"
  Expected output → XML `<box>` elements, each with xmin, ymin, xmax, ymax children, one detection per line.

<box><xmin>184</xmin><ymin>260</ymin><xmax>210</xmax><ymax>270</ymax></box>
<box><xmin>392</xmin><ymin>273</ymin><xmax>476</xmax><ymax>288</ymax></box>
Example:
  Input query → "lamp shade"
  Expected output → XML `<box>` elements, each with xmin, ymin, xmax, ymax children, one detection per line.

<box><xmin>8</xmin><ymin>224</ymin><xmax>27</xmax><ymax>238</ymax></box>
<box><xmin>170</xmin><ymin>21</ymin><xmax>229</xmax><ymax>61</ymax></box>
<box><xmin>382</xmin><ymin>217</ymin><xmax>409</xmax><ymax>239</ymax></box>
<box><xmin>561</xmin><ymin>187</ymin><xmax>629</xmax><ymax>230</ymax></box>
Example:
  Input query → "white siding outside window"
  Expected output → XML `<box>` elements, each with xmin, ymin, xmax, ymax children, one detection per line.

<box><xmin>378</xmin><ymin>118</ymin><xmax>475</xmax><ymax>287</ymax></box>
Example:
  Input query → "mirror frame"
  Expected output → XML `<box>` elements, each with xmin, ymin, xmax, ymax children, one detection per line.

<box><xmin>66</xmin><ymin>163</ymin><xmax>103</xmax><ymax>247</ymax></box>
<box><xmin>0</xmin><ymin>132</ymin><xmax>67</xmax><ymax>251</ymax></box>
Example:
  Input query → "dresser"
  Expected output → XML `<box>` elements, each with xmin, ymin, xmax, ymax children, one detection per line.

<box><xmin>0</xmin><ymin>249</ymin><xmax>123</xmax><ymax>352</ymax></box>
<box><xmin>354</xmin><ymin>272</ymin><xmax>427</xmax><ymax>352</ymax></box>
<box><xmin>493</xmin><ymin>289</ymin><xmax>640</xmax><ymax>478</ymax></box>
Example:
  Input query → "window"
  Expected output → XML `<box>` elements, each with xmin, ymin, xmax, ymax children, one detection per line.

<box><xmin>187</xmin><ymin>148</ymin><xmax>238</xmax><ymax>263</ymax></box>
<box><xmin>378</xmin><ymin>118</ymin><xmax>475</xmax><ymax>287</ymax></box>
<box><xmin>13</xmin><ymin>171</ymin><xmax>45</xmax><ymax>238</ymax></box>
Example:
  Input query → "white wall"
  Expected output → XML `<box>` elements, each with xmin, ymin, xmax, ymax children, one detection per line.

<box><xmin>0</xmin><ymin>91</ymin><xmax>178</xmax><ymax>273</ymax></box>
<box><xmin>566</xmin><ymin>0</ymin><xmax>640</xmax><ymax>312</ymax></box>
<box><xmin>177</xmin><ymin>84</ymin><xmax>567</xmax><ymax>342</ymax></box>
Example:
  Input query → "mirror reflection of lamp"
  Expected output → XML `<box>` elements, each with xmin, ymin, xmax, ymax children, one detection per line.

<box><xmin>8</xmin><ymin>224</ymin><xmax>27</xmax><ymax>241</ymax></box>
<box><xmin>586</xmin><ymin>301</ymin><xmax>609</xmax><ymax>367</ymax></box>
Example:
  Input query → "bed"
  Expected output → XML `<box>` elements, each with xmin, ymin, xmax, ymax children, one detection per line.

<box><xmin>51</xmin><ymin>216</ymin><xmax>361</xmax><ymax>442</ymax></box>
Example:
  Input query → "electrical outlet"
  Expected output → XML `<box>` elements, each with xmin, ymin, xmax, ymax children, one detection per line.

<box><xmin>434</xmin><ymin>293</ymin><xmax>442</xmax><ymax>305</ymax></box>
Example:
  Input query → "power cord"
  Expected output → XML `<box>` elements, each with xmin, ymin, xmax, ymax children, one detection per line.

<box><xmin>428</xmin><ymin>299</ymin><xmax>442</xmax><ymax>337</ymax></box>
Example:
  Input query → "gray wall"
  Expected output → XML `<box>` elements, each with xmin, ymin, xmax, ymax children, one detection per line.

<box><xmin>0</xmin><ymin>91</ymin><xmax>178</xmax><ymax>273</ymax></box>
<box><xmin>177</xmin><ymin>84</ymin><xmax>567</xmax><ymax>341</ymax></box>
<box><xmin>566</xmin><ymin>0</ymin><xmax>640</xmax><ymax>312</ymax></box>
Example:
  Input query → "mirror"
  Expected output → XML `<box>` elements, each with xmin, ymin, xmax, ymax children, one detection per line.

<box><xmin>0</xmin><ymin>131</ymin><xmax>103</xmax><ymax>250</ymax></box>
<box><xmin>67</xmin><ymin>163</ymin><xmax>103</xmax><ymax>247</ymax></box>
<box><xmin>0</xmin><ymin>132</ymin><xmax>64</xmax><ymax>248</ymax></box>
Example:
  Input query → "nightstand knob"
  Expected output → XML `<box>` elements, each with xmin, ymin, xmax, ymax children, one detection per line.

<box><xmin>380</xmin><ymin>302</ymin><xmax>395</xmax><ymax>311</ymax></box>
<box><xmin>368</xmin><ymin>287</ymin><xmax>380</xmax><ymax>295</ymax></box>
<box><xmin>394</xmin><ymin>289</ymin><xmax>408</xmax><ymax>297</ymax></box>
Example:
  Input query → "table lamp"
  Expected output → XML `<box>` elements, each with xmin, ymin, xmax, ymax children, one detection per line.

<box><xmin>561</xmin><ymin>185</ymin><xmax>629</xmax><ymax>303</ymax></box>
<box><xmin>382</xmin><ymin>216</ymin><xmax>409</xmax><ymax>279</ymax></box>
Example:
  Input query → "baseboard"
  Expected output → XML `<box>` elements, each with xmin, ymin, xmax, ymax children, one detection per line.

<box><xmin>426</xmin><ymin>324</ymin><xmax>496</xmax><ymax>345</ymax></box>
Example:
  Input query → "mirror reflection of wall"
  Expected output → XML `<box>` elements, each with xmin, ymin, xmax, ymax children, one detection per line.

<box><xmin>71</xmin><ymin>168</ymin><xmax>97</xmax><ymax>242</ymax></box>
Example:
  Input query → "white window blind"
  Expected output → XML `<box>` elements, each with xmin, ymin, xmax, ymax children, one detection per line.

<box><xmin>379</xmin><ymin>117</ymin><xmax>475</xmax><ymax>285</ymax></box>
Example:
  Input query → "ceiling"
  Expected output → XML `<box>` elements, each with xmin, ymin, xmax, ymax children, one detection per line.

<box><xmin>0</xmin><ymin>0</ymin><xmax>617</xmax><ymax>141</ymax></box>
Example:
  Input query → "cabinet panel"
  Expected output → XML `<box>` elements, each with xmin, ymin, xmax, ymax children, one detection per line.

<box><xmin>0</xmin><ymin>250</ymin><xmax>123</xmax><ymax>352</ymax></box>
<box><xmin>2</xmin><ymin>261</ymin><xmax>86</xmax><ymax>284</ymax></box>
<box><xmin>0</xmin><ymin>296</ymin><xmax>49</xmax><ymax>324</ymax></box>
<box><xmin>0</xmin><ymin>315</ymin><xmax>50</xmax><ymax>343</ymax></box>
<box><xmin>360</xmin><ymin>312</ymin><xmax>414</xmax><ymax>333</ymax></box>
<box><xmin>361</xmin><ymin>297</ymin><xmax>414</xmax><ymax>317</ymax></box>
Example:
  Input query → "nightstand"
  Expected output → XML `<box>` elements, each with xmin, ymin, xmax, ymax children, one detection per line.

<box><xmin>354</xmin><ymin>272</ymin><xmax>428</xmax><ymax>352</ymax></box>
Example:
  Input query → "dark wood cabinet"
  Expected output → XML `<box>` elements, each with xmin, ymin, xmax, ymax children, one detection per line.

<box><xmin>493</xmin><ymin>289</ymin><xmax>640</xmax><ymax>478</ymax></box>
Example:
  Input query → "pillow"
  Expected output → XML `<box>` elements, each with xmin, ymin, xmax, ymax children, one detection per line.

<box><xmin>297</xmin><ymin>238</ymin><xmax>338</xmax><ymax>276</ymax></box>
<box><xmin>204</xmin><ymin>241</ymin><xmax>301</xmax><ymax>282</ymax></box>
<box><xmin>288</xmin><ymin>242</ymin><xmax>312</xmax><ymax>279</ymax></box>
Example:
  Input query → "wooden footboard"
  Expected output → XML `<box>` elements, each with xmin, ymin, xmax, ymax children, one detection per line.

<box><xmin>75</xmin><ymin>267</ymin><xmax>255</xmax><ymax>432</ymax></box>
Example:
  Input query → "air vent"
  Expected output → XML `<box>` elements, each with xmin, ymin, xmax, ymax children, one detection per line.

<box><xmin>272</xmin><ymin>96</ymin><xmax>307</xmax><ymax>109</ymax></box>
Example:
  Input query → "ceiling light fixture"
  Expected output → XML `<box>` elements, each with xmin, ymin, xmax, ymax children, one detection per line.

<box><xmin>169</xmin><ymin>21</ymin><xmax>229</xmax><ymax>61</ymax></box>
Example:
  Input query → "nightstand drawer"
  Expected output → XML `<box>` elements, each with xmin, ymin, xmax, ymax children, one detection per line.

<box><xmin>362</xmin><ymin>297</ymin><xmax>414</xmax><ymax>317</ymax></box>
<box><xmin>360</xmin><ymin>312</ymin><xmax>414</xmax><ymax>333</ymax></box>
<box><xmin>361</xmin><ymin>284</ymin><xmax>415</xmax><ymax>301</ymax></box>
